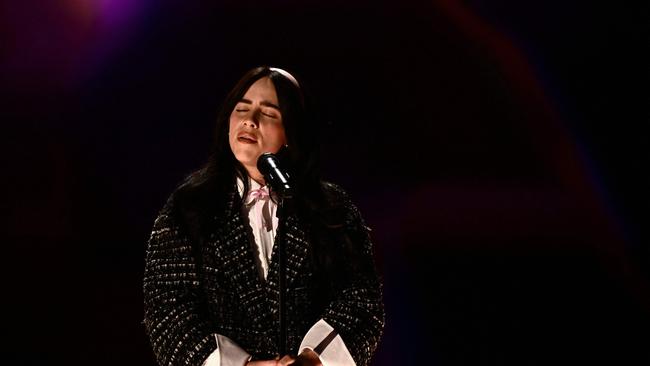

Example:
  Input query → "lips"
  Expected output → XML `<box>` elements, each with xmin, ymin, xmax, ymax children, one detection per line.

<box><xmin>237</xmin><ymin>132</ymin><xmax>258</xmax><ymax>144</ymax></box>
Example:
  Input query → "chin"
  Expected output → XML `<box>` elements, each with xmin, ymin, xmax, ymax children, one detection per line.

<box><xmin>233</xmin><ymin>150</ymin><xmax>259</xmax><ymax>167</ymax></box>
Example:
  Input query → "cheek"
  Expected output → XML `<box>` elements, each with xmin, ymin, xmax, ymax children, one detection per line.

<box><xmin>260</xmin><ymin>127</ymin><xmax>285</xmax><ymax>153</ymax></box>
<box><xmin>228</xmin><ymin>114</ymin><xmax>238</xmax><ymax>132</ymax></box>
<box><xmin>270</xmin><ymin>125</ymin><xmax>287</xmax><ymax>147</ymax></box>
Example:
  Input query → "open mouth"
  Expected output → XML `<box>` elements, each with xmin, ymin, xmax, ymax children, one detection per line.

<box><xmin>237</xmin><ymin>135</ymin><xmax>257</xmax><ymax>144</ymax></box>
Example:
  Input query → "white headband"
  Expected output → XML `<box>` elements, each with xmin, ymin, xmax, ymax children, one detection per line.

<box><xmin>269</xmin><ymin>67</ymin><xmax>300</xmax><ymax>88</ymax></box>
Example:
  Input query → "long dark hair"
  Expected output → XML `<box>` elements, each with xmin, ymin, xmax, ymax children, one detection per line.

<box><xmin>173</xmin><ymin>66</ymin><xmax>362</xmax><ymax>299</ymax></box>
<box><xmin>179</xmin><ymin>66</ymin><xmax>320</xmax><ymax>205</ymax></box>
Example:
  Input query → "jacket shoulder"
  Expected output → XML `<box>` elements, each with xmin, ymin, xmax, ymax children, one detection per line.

<box><xmin>150</xmin><ymin>175</ymin><xmax>202</xmax><ymax>233</ymax></box>
<box><xmin>319</xmin><ymin>181</ymin><xmax>370</xmax><ymax>229</ymax></box>
<box><xmin>320</xmin><ymin>181</ymin><xmax>352</xmax><ymax>203</ymax></box>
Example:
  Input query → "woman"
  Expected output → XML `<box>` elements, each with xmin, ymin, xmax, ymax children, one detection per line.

<box><xmin>143</xmin><ymin>67</ymin><xmax>384</xmax><ymax>366</ymax></box>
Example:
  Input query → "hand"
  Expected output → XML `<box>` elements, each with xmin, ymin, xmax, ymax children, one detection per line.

<box><xmin>247</xmin><ymin>354</ymin><xmax>296</xmax><ymax>366</ymax></box>
<box><xmin>294</xmin><ymin>349</ymin><xmax>323</xmax><ymax>366</ymax></box>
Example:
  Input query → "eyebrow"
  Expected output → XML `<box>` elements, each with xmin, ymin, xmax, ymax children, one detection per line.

<box><xmin>238</xmin><ymin>98</ymin><xmax>281</xmax><ymax>111</ymax></box>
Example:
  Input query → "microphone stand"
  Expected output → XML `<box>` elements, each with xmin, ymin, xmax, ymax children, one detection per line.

<box><xmin>257</xmin><ymin>152</ymin><xmax>293</xmax><ymax>356</ymax></box>
<box><xmin>275</xmin><ymin>190</ymin><xmax>293</xmax><ymax>356</ymax></box>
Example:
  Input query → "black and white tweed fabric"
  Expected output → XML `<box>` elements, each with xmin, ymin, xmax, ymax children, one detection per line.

<box><xmin>143</xmin><ymin>182</ymin><xmax>384</xmax><ymax>366</ymax></box>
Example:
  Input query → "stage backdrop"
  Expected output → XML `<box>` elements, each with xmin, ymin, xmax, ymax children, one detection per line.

<box><xmin>2</xmin><ymin>0</ymin><xmax>648</xmax><ymax>364</ymax></box>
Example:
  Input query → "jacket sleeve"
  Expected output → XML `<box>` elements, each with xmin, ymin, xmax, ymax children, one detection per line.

<box><xmin>143</xmin><ymin>198</ymin><xmax>217</xmax><ymax>366</ymax></box>
<box><xmin>319</xmin><ymin>190</ymin><xmax>385</xmax><ymax>366</ymax></box>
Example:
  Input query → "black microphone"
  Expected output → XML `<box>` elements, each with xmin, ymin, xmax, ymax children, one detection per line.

<box><xmin>257</xmin><ymin>152</ymin><xmax>292</xmax><ymax>196</ymax></box>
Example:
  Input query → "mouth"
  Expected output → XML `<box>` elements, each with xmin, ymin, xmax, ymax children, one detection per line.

<box><xmin>237</xmin><ymin>133</ymin><xmax>258</xmax><ymax>144</ymax></box>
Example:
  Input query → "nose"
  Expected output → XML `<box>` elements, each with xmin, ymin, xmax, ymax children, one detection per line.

<box><xmin>242</xmin><ymin>111</ymin><xmax>259</xmax><ymax>128</ymax></box>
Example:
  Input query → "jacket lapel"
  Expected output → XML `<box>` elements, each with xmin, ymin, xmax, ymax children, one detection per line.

<box><xmin>204</xmin><ymin>190</ymin><xmax>274</xmax><ymax>325</ymax></box>
<box><xmin>266</xmin><ymin>213</ymin><xmax>311</xmax><ymax>296</ymax></box>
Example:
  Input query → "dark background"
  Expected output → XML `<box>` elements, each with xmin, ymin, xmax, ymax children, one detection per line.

<box><xmin>2</xmin><ymin>0</ymin><xmax>648</xmax><ymax>364</ymax></box>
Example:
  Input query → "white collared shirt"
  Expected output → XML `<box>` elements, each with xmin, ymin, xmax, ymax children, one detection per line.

<box><xmin>237</xmin><ymin>177</ymin><xmax>278</xmax><ymax>280</ymax></box>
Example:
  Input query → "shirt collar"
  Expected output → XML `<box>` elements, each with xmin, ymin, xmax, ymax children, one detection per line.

<box><xmin>237</xmin><ymin>176</ymin><xmax>269</xmax><ymax>204</ymax></box>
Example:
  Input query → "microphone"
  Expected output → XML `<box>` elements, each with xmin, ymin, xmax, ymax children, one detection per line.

<box><xmin>257</xmin><ymin>152</ymin><xmax>292</xmax><ymax>196</ymax></box>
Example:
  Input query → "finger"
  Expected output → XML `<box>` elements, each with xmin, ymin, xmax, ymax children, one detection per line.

<box><xmin>278</xmin><ymin>355</ymin><xmax>296</xmax><ymax>365</ymax></box>
<box><xmin>251</xmin><ymin>359</ymin><xmax>277</xmax><ymax>366</ymax></box>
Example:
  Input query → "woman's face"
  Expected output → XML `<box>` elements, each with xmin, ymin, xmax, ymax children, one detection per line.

<box><xmin>228</xmin><ymin>77</ymin><xmax>287</xmax><ymax>178</ymax></box>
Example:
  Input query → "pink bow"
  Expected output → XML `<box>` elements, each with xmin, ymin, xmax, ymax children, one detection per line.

<box><xmin>248</xmin><ymin>186</ymin><xmax>270</xmax><ymax>202</ymax></box>
<box><xmin>247</xmin><ymin>186</ymin><xmax>273</xmax><ymax>232</ymax></box>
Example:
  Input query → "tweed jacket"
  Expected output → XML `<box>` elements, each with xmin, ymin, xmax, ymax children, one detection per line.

<box><xmin>143</xmin><ymin>181</ymin><xmax>384</xmax><ymax>366</ymax></box>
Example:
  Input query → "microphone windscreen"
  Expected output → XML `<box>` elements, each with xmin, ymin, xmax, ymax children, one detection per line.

<box><xmin>257</xmin><ymin>152</ymin><xmax>278</xmax><ymax>175</ymax></box>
